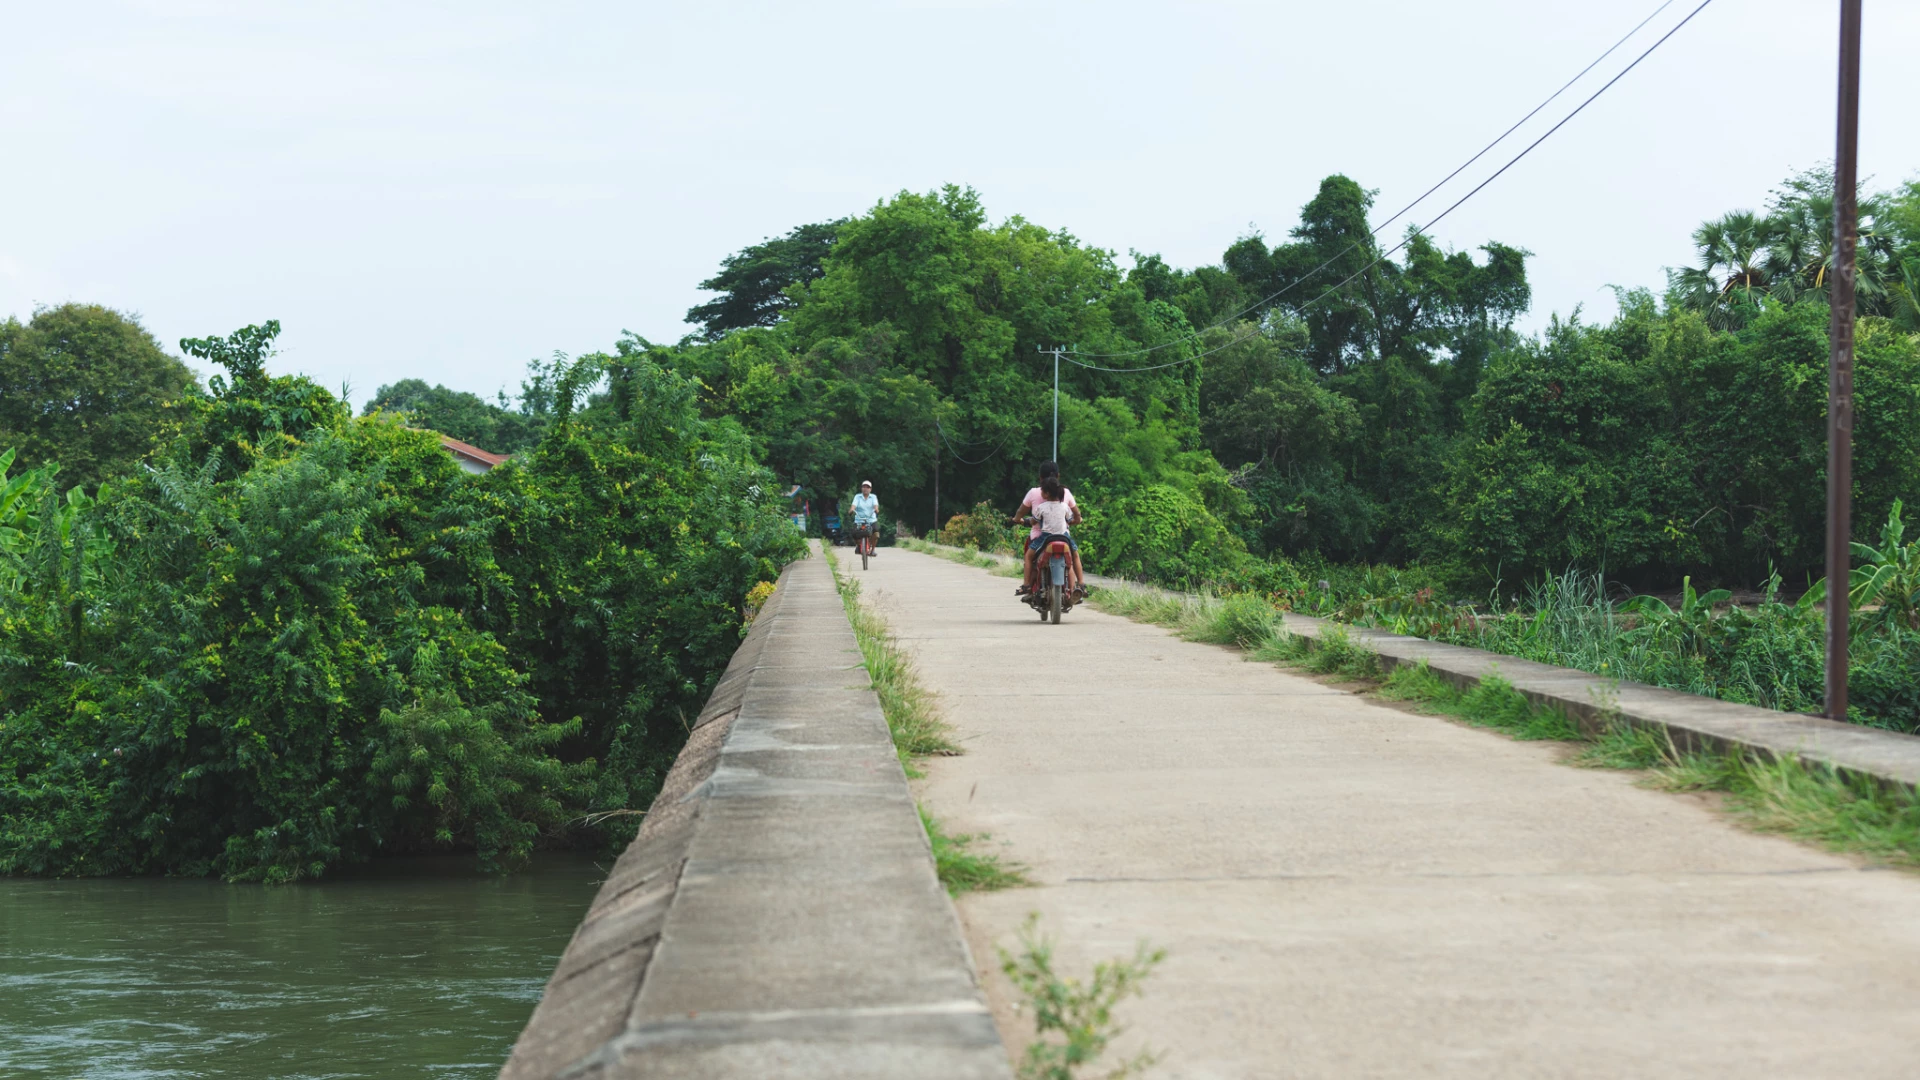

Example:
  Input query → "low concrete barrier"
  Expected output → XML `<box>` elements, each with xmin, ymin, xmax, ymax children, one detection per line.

<box><xmin>1278</xmin><ymin>611</ymin><xmax>1920</xmax><ymax>788</ymax></box>
<box><xmin>501</xmin><ymin>551</ymin><xmax>1010</xmax><ymax>1079</ymax></box>
<box><xmin>908</xmin><ymin>540</ymin><xmax>1920</xmax><ymax>790</ymax></box>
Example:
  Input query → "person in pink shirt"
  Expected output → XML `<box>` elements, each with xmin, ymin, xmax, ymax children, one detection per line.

<box><xmin>1012</xmin><ymin>462</ymin><xmax>1086</xmax><ymax>595</ymax></box>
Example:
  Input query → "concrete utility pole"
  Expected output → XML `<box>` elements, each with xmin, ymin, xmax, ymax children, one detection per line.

<box><xmin>1039</xmin><ymin>344</ymin><xmax>1067</xmax><ymax>461</ymax></box>
<box><xmin>932</xmin><ymin>443</ymin><xmax>940</xmax><ymax>534</ymax></box>
<box><xmin>1825</xmin><ymin>0</ymin><xmax>1863</xmax><ymax>720</ymax></box>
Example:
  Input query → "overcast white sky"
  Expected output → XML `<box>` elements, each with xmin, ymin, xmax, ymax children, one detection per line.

<box><xmin>4</xmin><ymin>1</ymin><xmax>1915</xmax><ymax>408</ymax></box>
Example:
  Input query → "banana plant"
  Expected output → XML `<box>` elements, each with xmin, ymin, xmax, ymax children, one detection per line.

<box><xmin>0</xmin><ymin>448</ymin><xmax>46</xmax><ymax>552</ymax></box>
<box><xmin>1623</xmin><ymin>575</ymin><xmax>1733</xmax><ymax>655</ymax></box>
<box><xmin>1850</xmin><ymin>499</ymin><xmax>1920</xmax><ymax>632</ymax></box>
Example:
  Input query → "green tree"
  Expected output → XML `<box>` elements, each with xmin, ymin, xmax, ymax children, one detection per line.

<box><xmin>686</xmin><ymin>219</ymin><xmax>844</xmax><ymax>338</ymax></box>
<box><xmin>363</xmin><ymin>377</ymin><xmax>547</xmax><ymax>454</ymax></box>
<box><xmin>0</xmin><ymin>322</ymin><xmax>803</xmax><ymax>882</ymax></box>
<box><xmin>0</xmin><ymin>304</ymin><xmax>198</xmax><ymax>488</ymax></box>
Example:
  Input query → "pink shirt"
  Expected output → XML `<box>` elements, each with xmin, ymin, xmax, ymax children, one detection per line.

<box><xmin>1020</xmin><ymin>486</ymin><xmax>1077</xmax><ymax>538</ymax></box>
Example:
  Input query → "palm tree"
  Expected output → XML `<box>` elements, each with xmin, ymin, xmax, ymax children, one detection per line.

<box><xmin>1762</xmin><ymin>171</ymin><xmax>1897</xmax><ymax>314</ymax></box>
<box><xmin>1669</xmin><ymin>211</ymin><xmax>1772</xmax><ymax>329</ymax></box>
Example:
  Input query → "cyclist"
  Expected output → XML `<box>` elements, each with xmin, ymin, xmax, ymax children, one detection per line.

<box><xmin>851</xmin><ymin>481</ymin><xmax>879</xmax><ymax>556</ymax></box>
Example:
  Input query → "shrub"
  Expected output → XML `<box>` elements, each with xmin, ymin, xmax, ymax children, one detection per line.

<box><xmin>0</xmin><ymin>331</ymin><xmax>805</xmax><ymax>881</ymax></box>
<box><xmin>1078</xmin><ymin>483</ymin><xmax>1248</xmax><ymax>589</ymax></box>
<box><xmin>935</xmin><ymin>501</ymin><xmax>1018</xmax><ymax>553</ymax></box>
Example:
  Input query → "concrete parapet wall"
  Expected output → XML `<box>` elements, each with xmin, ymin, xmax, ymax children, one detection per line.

<box><xmin>1278</xmin><ymin>612</ymin><xmax>1920</xmax><ymax>789</ymax></box>
<box><xmin>501</xmin><ymin>551</ymin><xmax>1010</xmax><ymax>1079</ymax></box>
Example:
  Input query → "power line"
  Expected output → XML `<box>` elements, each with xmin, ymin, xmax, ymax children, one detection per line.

<box><xmin>1071</xmin><ymin>0</ymin><xmax>1685</xmax><ymax>361</ymax></box>
<box><xmin>1065</xmin><ymin>0</ymin><xmax>1715</xmax><ymax>376</ymax></box>
<box><xmin>934</xmin><ymin>417</ymin><xmax>1011</xmax><ymax>465</ymax></box>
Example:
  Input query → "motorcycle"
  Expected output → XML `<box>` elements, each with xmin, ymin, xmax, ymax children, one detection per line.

<box><xmin>1014</xmin><ymin>518</ymin><xmax>1079</xmax><ymax>623</ymax></box>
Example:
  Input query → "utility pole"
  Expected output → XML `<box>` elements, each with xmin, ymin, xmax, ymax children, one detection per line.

<box><xmin>1039</xmin><ymin>344</ymin><xmax>1066</xmax><ymax>461</ymax></box>
<box><xmin>1825</xmin><ymin>0</ymin><xmax>1863</xmax><ymax>720</ymax></box>
<box><xmin>932</xmin><ymin>443</ymin><xmax>940</xmax><ymax>535</ymax></box>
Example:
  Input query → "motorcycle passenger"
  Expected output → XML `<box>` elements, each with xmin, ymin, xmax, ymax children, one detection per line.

<box><xmin>851</xmin><ymin>481</ymin><xmax>879</xmax><ymax>555</ymax></box>
<box><xmin>1014</xmin><ymin>463</ymin><xmax>1085</xmax><ymax>595</ymax></box>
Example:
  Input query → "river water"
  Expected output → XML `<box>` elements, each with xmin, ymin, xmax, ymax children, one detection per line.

<box><xmin>0</xmin><ymin>854</ymin><xmax>602</xmax><ymax>1078</ymax></box>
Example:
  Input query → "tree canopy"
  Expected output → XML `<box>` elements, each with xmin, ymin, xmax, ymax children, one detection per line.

<box><xmin>0</xmin><ymin>304</ymin><xmax>199</xmax><ymax>489</ymax></box>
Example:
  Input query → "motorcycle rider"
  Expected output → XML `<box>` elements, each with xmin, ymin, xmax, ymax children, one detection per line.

<box><xmin>1013</xmin><ymin>462</ymin><xmax>1085</xmax><ymax>595</ymax></box>
<box><xmin>851</xmin><ymin>480</ymin><xmax>879</xmax><ymax>555</ymax></box>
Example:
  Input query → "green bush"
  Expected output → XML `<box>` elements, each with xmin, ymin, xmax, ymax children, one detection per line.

<box><xmin>935</xmin><ymin>501</ymin><xmax>1018</xmax><ymax>553</ymax></box>
<box><xmin>0</xmin><ymin>325</ymin><xmax>804</xmax><ymax>881</ymax></box>
<box><xmin>1079</xmin><ymin>484</ymin><xmax>1248</xmax><ymax>589</ymax></box>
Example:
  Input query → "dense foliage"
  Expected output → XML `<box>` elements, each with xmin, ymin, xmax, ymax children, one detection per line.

<box><xmin>660</xmin><ymin>172</ymin><xmax>1920</xmax><ymax>596</ymax></box>
<box><xmin>9</xmin><ymin>165</ymin><xmax>1919</xmax><ymax>878</ymax></box>
<box><xmin>0</xmin><ymin>323</ymin><xmax>802</xmax><ymax>881</ymax></box>
<box><xmin>0</xmin><ymin>304</ymin><xmax>199</xmax><ymax>489</ymax></box>
<box><xmin>361</xmin><ymin>373</ymin><xmax>555</xmax><ymax>455</ymax></box>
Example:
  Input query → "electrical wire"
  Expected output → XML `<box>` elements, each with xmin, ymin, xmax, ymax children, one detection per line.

<box><xmin>1070</xmin><ymin>0</ymin><xmax>1686</xmax><ymax>361</ymax></box>
<box><xmin>935</xmin><ymin>417</ymin><xmax>1012</xmax><ymax>465</ymax></box>
<box><xmin>1070</xmin><ymin>0</ymin><xmax>1680</xmax><ymax>360</ymax></box>
<box><xmin>1065</xmin><ymin>0</ymin><xmax>1715</xmax><ymax>376</ymax></box>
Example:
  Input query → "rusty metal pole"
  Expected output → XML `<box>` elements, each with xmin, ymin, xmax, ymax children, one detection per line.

<box><xmin>1824</xmin><ymin>0</ymin><xmax>1863</xmax><ymax>720</ymax></box>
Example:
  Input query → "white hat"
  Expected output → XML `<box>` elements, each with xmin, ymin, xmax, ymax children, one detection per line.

<box><xmin>860</xmin><ymin>480</ymin><xmax>873</xmax><ymax>488</ymax></box>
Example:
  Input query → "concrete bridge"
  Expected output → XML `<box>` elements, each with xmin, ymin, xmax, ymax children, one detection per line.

<box><xmin>505</xmin><ymin>546</ymin><xmax>1920</xmax><ymax>1078</ymax></box>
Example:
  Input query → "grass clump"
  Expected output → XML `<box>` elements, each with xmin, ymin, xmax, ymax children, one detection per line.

<box><xmin>1376</xmin><ymin>661</ymin><xmax>1582</xmax><ymax>741</ymax></box>
<box><xmin>1088</xmin><ymin>581</ymin><xmax>1185</xmax><ymax>626</ymax></box>
<box><xmin>999</xmin><ymin>914</ymin><xmax>1165</xmax><ymax>1080</ymax></box>
<box><xmin>825</xmin><ymin>546</ymin><xmax>958</xmax><ymax>767</ymax></box>
<box><xmin>1571</xmin><ymin>723</ymin><xmax>1671</xmax><ymax>770</ymax></box>
<box><xmin>921</xmin><ymin>806</ymin><xmax>1028</xmax><ymax>895</ymax></box>
<box><xmin>1298</xmin><ymin>625</ymin><xmax>1381</xmax><ymax>679</ymax></box>
<box><xmin>1647</xmin><ymin>751</ymin><xmax>1920</xmax><ymax>867</ymax></box>
<box><xmin>1184</xmin><ymin>592</ymin><xmax>1280</xmax><ymax>648</ymax></box>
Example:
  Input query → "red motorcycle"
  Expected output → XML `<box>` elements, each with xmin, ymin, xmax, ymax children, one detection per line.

<box><xmin>1014</xmin><ymin>519</ymin><xmax>1078</xmax><ymax>623</ymax></box>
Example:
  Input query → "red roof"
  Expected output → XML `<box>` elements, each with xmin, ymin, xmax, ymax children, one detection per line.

<box><xmin>439</xmin><ymin>435</ymin><xmax>510</xmax><ymax>468</ymax></box>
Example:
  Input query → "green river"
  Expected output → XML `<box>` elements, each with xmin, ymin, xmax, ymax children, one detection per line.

<box><xmin>0</xmin><ymin>854</ymin><xmax>601</xmax><ymax>1078</ymax></box>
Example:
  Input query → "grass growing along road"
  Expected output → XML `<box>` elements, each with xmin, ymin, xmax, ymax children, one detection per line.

<box><xmin>822</xmin><ymin>544</ymin><xmax>1027</xmax><ymax>895</ymax></box>
<box><xmin>899</xmin><ymin>537</ymin><xmax>1023</xmax><ymax>577</ymax></box>
<box><xmin>826</xmin><ymin>547</ymin><xmax>958</xmax><ymax>767</ymax></box>
<box><xmin>1087</xmin><ymin>580</ymin><xmax>1920</xmax><ymax>872</ymax></box>
<box><xmin>920</xmin><ymin>806</ymin><xmax>1028</xmax><ymax>896</ymax></box>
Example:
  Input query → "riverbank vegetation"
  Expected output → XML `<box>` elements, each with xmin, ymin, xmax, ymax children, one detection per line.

<box><xmin>0</xmin><ymin>320</ymin><xmax>802</xmax><ymax>881</ymax></box>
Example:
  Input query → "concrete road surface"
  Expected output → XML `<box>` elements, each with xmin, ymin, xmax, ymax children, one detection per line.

<box><xmin>857</xmin><ymin>548</ymin><xmax>1920</xmax><ymax>1078</ymax></box>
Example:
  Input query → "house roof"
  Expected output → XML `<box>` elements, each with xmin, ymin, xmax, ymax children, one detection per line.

<box><xmin>439</xmin><ymin>435</ymin><xmax>510</xmax><ymax>469</ymax></box>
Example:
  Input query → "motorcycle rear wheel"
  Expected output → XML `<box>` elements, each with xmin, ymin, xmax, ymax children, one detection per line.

<box><xmin>1049</xmin><ymin>585</ymin><xmax>1062</xmax><ymax>624</ymax></box>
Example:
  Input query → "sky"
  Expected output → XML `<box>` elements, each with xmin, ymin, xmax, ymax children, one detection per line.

<box><xmin>4</xmin><ymin>0</ymin><xmax>1916</xmax><ymax>409</ymax></box>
